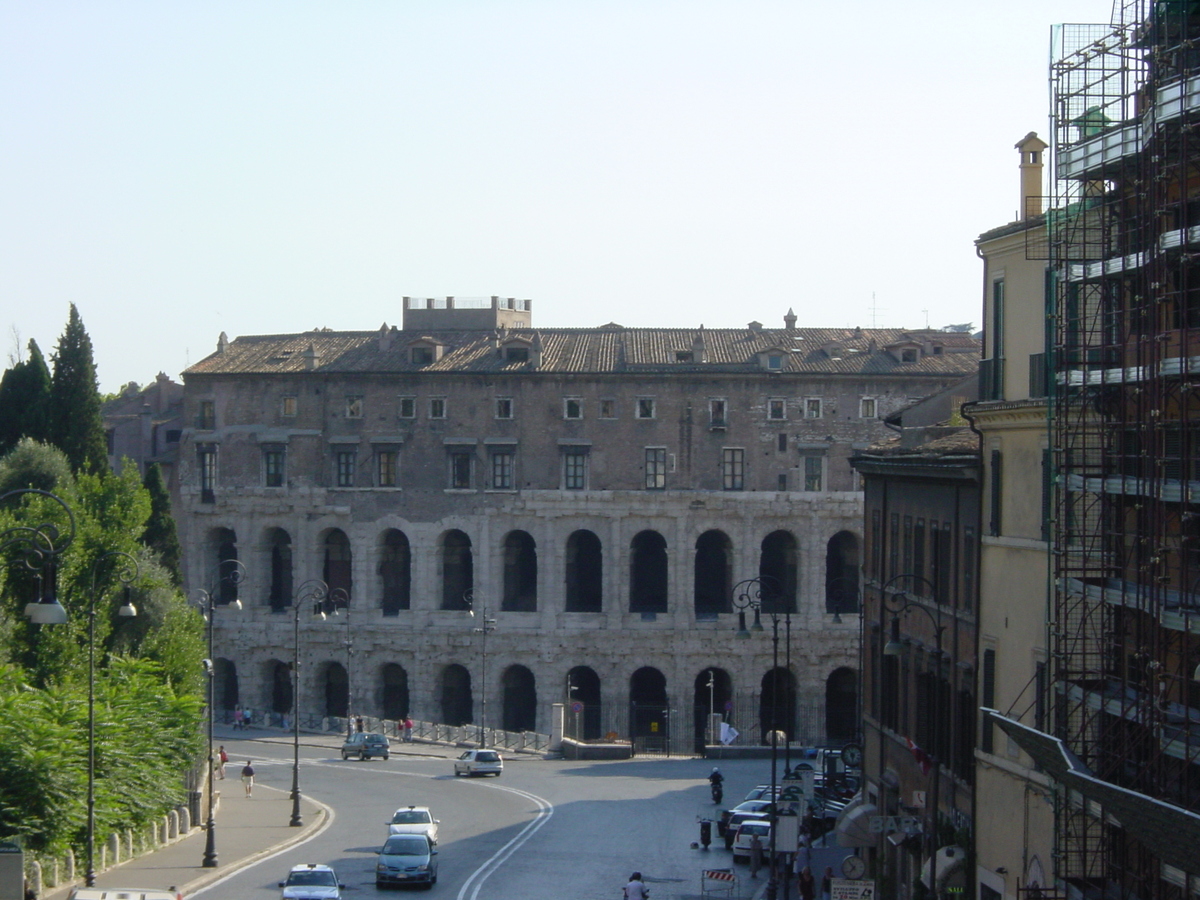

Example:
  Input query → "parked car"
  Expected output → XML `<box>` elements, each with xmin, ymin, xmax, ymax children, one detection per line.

<box><xmin>376</xmin><ymin>834</ymin><xmax>438</xmax><ymax>888</ymax></box>
<box><xmin>723</xmin><ymin>811</ymin><xmax>770</xmax><ymax>850</ymax></box>
<box><xmin>718</xmin><ymin>799</ymin><xmax>775</xmax><ymax>837</ymax></box>
<box><xmin>454</xmin><ymin>748</ymin><xmax>503</xmax><ymax>776</ymax></box>
<box><xmin>388</xmin><ymin>805</ymin><xmax>440</xmax><ymax>844</ymax></box>
<box><xmin>743</xmin><ymin>784</ymin><xmax>781</xmax><ymax>802</ymax></box>
<box><xmin>279</xmin><ymin>863</ymin><xmax>342</xmax><ymax>900</ymax></box>
<box><xmin>341</xmin><ymin>732</ymin><xmax>390</xmax><ymax>760</ymax></box>
<box><xmin>731</xmin><ymin>819</ymin><xmax>772</xmax><ymax>863</ymax></box>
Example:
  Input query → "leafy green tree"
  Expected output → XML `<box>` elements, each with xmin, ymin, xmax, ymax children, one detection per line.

<box><xmin>0</xmin><ymin>438</ymin><xmax>72</xmax><ymax>496</ymax></box>
<box><xmin>48</xmin><ymin>305</ymin><xmax>108</xmax><ymax>474</ymax></box>
<box><xmin>0</xmin><ymin>339</ymin><xmax>52</xmax><ymax>455</ymax></box>
<box><xmin>141</xmin><ymin>464</ymin><xmax>182</xmax><ymax>585</ymax></box>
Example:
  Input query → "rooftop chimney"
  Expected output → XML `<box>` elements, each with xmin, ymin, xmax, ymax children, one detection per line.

<box><xmin>784</xmin><ymin>308</ymin><xmax>797</xmax><ymax>329</ymax></box>
<box><xmin>1016</xmin><ymin>132</ymin><xmax>1048</xmax><ymax>220</ymax></box>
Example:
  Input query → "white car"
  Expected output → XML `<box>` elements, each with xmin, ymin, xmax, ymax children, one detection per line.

<box><xmin>454</xmin><ymin>748</ymin><xmax>503</xmax><ymax>777</ymax></box>
<box><xmin>278</xmin><ymin>863</ymin><xmax>342</xmax><ymax>900</ymax></box>
<box><xmin>388</xmin><ymin>805</ymin><xmax>440</xmax><ymax>844</ymax></box>
<box><xmin>731</xmin><ymin>819</ymin><xmax>772</xmax><ymax>864</ymax></box>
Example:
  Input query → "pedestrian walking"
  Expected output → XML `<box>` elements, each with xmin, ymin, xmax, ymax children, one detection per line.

<box><xmin>749</xmin><ymin>833</ymin><xmax>764</xmax><ymax>879</ymax></box>
<box><xmin>233</xmin><ymin>705</ymin><xmax>244</xmax><ymax>730</ymax></box>
<box><xmin>821</xmin><ymin>866</ymin><xmax>834</xmax><ymax>900</ymax></box>
<box><xmin>403</xmin><ymin>716</ymin><xmax>414</xmax><ymax>742</ymax></box>
<box><xmin>216</xmin><ymin>745</ymin><xmax>228</xmax><ymax>779</ymax></box>
<box><xmin>356</xmin><ymin>715</ymin><xmax>365</xmax><ymax>734</ymax></box>
<box><xmin>798</xmin><ymin>865</ymin><xmax>816</xmax><ymax>900</ymax></box>
<box><xmin>241</xmin><ymin>761</ymin><xmax>255</xmax><ymax>797</ymax></box>
<box><xmin>623</xmin><ymin>872</ymin><xmax>649</xmax><ymax>900</ymax></box>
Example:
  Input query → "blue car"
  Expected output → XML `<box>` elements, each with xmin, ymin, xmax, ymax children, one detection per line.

<box><xmin>376</xmin><ymin>834</ymin><xmax>438</xmax><ymax>888</ymax></box>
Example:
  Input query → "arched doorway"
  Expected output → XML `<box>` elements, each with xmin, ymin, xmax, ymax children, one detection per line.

<box><xmin>629</xmin><ymin>667</ymin><xmax>669</xmax><ymax>753</ymax></box>
<box><xmin>440</xmin><ymin>664</ymin><xmax>472</xmax><ymax>726</ymax></box>
<box><xmin>825</xmin><ymin>667</ymin><xmax>858</xmax><ymax>743</ymax></box>
<box><xmin>630</xmin><ymin>531</ymin><xmax>668</xmax><ymax>614</ymax></box>
<box><xmin>322</xmin><ymin>529</ymin><xmax>353</xmax><ymax>600</ymax></box>
<box><xmin>441</xmin><ymin>531</ymin><xmax>473</xmax><ymax>610</ymax></box>
<box><xmin>380</xmin><ymin>530</ymin><xmax>411</xmax><ymax>615</ymax></box>
<box><xmin>566</xmin><ymin>666</ymin><xmax>602</xmax><ymax>740</ymax></box>
<box><xmin>382</xmin><ymin>663</ymin><xmax>409</xmax><ymax>720</ymax></box>
<box><xmin>501</xmin><ymin>531</ymin><xmax>537</xmax><ymax>612</ymax></box>
<box><xmin>215</xmin><ymin>658</ymin><xmax>238</xmax><ymax>714</ymax></box>
<box><xmin>502</xmin><ymin>665</ymin><xmax>537</xmax><ymax>732</ymax></box>
<box><xmin>825</xmin><ymin>531</ymin><xmax>860</xmax><ymax>614</ymax></box>
<box><xmin>759</xmin><ymin>666</ymin><xmax>796</xmax><ymax>745</ymax></box>
<box><xmin>565</xmin><ymin>530</ymin><xmax>602</xmax><ymax>612</ymax></box>
<box><xmin>759</xmin><ymin>531</ymin><xmax>798</xmax><ymax>612</ymax></box>
<box><xmin>270</xmin><ymin>660</ymin><xmax>292</xmax><ymax>719</ymax></box>
<box><xmin>322</xmin><ymin>661</ymin><xmax>348</xmax><ymax>719</ymax></box>
<box><xmin>694</xmin><ymin>531</ymin><xmax>732</xmax><ymax>618</ymax></box>
<box><xmin>693</xmin><ymin>668</ymin><xmax>732</xmax><ymax>753</ymax></box>
<box><xmin>211</xmin><ymin>528</ymin><xmax>239</xmax><ymax>606</ymax></box>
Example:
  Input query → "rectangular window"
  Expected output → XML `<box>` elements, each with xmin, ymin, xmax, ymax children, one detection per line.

<box><xmin>505</xmin><ymin>346</ymin><xmax>529</xmax><ymax>362</ymax></box>
<box><xmin>805</xmin><ymin>398</ymin><xmax>822</xmax><ymax>418</ymax></box>
<box><xmin>1041</xmin><ymin>448</ymin><xmax>1052</xmax><ymax>542</ymax></box>
<box><xmin>767</xmin><ymin>354</ymin><xmax>783</xmax><ymax>370</ymax></box>
<box><xmin>913</xmin><ymin>518</ymin><xmax>926</xmax><ymax>591</ymax></box>
<box><xmin>768</xmin><ymin>398</ymin><xmax>786</xmax><ymax>420</ymax></box>
<box><xmin>335</xmin><ymin>450</ymin><xmax>356</xmax><ymax>487</ymax></box>
<box><xmin>902</xmin><ymin>515</ymin><xmax>914</xmax><ymax>575</ymax></box>
<box><xmin>777</xmin><ymin>433</ymin><xmax>788</xmax><ymax>452</ymax></box>
<box><xmin>803</xmin><ymin>456</ymin><xmax>823</xmax><ymax>491</ymax></box>
<box><xmin>563</xmin><ymin>449</ymin><xmax>588</xmax><ymax>490</ymax></box>
<box><xmin>198</xmin><ymin>445</ymin><xmax>216</xmax><ymax>502</ymax></box>
<box><xmin>962</xmin><ymin>526</ymin><xmax>976</xmax><ymax>613</ymax></box>
<box><xmin>398</xmin><ymin>397</ymin><xmax>416</xmax><ymax>419</ymax></box>
<box><xmin>599</xmin><ymin>399</ymin><xmax>616</xmax><ymax>419</ymax></box>
<box><xmin>198</xmin><ymin>400</ymin><xmax>215</xmax><ymax>430</ymax></box>
<box><xmin>722</xmin><ymin>448</ymin><xmax>745</xmax><ymax>490</ymax></box>
<box><xmin>377</xmin><ymin>450</ymin><xmax>398</xmax><ymax>487</ymax></box>
<box><xmin>490</xmin><ymin>450</ymin><xmax>514</xmax><ymax>489</ymax></box>
<box><xmin>429</xmin><ymin>398</ymin><xmax>446</xmax><ymax>419</ymax></box>
<box><xmin>564</xmin><ymin>398</ymin><xmax>583</xmax><ymax>419</ymax></box>
<box><xmin>264</xmin><ymin>448</ymin><xmax>285</xmax><ymax>487</ymax></box>
<box><xmin>871</xmin><ymin>509</ymin><xmax>882</xmax><ymax>579</ymax></box>
<box><xmin>981</xmin><ymin>649</ymin><xmax>996</xmax><ymax>754</ymax></box>
<box><xmin>636</xmin><ymin>397</ymin><xmax>656</xmax><ymax>419</ymax></box>
<box><xmin>281</xmin><ymin>396</ymin><xmax>297</xmax><ymax>417</ymax></box>
<box><xmin>989</xmin><ymin>449</ymin><xmax>1002</xmax><ymax>536</ymax></box>
<box><xmin>860</xmin><ymin>397</ymin><xmax>876</xmax><ymax>418</ymax></box>
<box><xmin>936</xmin><ymin>523</ymin><xmax>952</xmax><ymax>605</ymax></box>
<box><xmin>889</xmin><ymin>513</ymin><xmax>899</xmax><ymax>578</ymax></box>
<box><xmin>345</xmin><ymin>396</ymin><xmax>363</xmax><ymax>418</ymax></box>
<box><xmin>777</xmin><ymin>473</ymin><xmax>787</xmax><ymax>491</ymax></box>
<box><xmin>709</xmin><ymin>399</ymin><xmax>727</xmax><ymax>427</ymax></box>
<box><xmin>411</xmin><ymin>346</ymin><xmax>434</xmax><ymax>365</ymax></box>
<box><xmin>449</xmin><ymin>452</ymin><xmax>472</xmax><ymax>489</ymax></box>
<box><xmin>495</xmin><ymin>398</ymin><xmax>513</xmax><ymax>419</ymax></box>
<box><xmin>645</xmin><ymin>448</ymin><xmax>667</xmax><ymax>490</ymax></box>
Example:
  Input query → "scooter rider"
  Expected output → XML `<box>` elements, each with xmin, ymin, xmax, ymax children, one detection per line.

<box><xmin>708</xmin><ymin>767</ymin><xmax>724</xmax><ymax>788</ymax></box>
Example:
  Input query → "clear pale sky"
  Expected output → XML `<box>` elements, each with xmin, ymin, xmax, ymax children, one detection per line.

<box><xmin>1</xmin><ymin>1</ymin><xmax>1111</xmax><ymax>393</ymax></box>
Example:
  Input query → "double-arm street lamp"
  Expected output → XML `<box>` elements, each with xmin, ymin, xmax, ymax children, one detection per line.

<box><xmin>192</xmin><ymin>559</ymin><xmax>245</xmax><ymax>868</ymax></box>
<box><xmin>732</xmin><ymin>575</ymin><xmax>787</xmax><ymax>900</ymax></box>
<box><xmin>288</xmin><ymin>580</ymin><xmax>347</xmax><ymax>827</ymax></box>
<box><xmin>464</xmin><ymin>590</ymin><xmax>496</xmax><ymax>747</ymax></box>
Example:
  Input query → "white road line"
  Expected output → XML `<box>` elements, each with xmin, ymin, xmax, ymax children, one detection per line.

<box><xmin>455</xmin><ymin>782</ymin><xmax>554</xmax><ymax>900</ymax></box>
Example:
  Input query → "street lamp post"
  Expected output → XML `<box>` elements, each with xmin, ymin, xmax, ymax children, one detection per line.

<box><xmin>464</xmin><ymin>590</ymin><xmax>496</xmax><ymax>747</ymax></box>
<box><xmin>288</xmin><ymin>579</ymin><xmax>339</xmax><ymax>827</ymax></box>
<box><xmin>192</xmin><ymin>559</ymin><xmax>246</xmax><ymax>869</ymax></box>
<box><xmin>878</xmin><ymin>573</ymin><xmax>945</xmax><ymax>861</ymax></box>
<box><xmin>733</xmin><ymin>576</ymin><xmax>787</xmax><ymax>900</ymax></box>
<box><xmin>321</xmin><ymin>589</ymin><xmax>352</xmax><ymax>737</ymax></box>
<box><xmin>706</xmin><ymin>670</ymin><xmax>716</xmax><ymax>747</ymax></box>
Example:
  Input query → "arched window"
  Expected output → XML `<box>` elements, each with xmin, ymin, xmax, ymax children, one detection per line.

<box><xmin>322</xmin><ymin>529</ymin><xmax>352</xmax><ymax>600</ymax></box>
<box><xmin>825</xmin><ymin>531</ymin><xmax>860</xmax><ymax>614</ymax></box>
<box><xmin>440</xmin><ymin>664</ymin><xmax>472</xmax><ymax>726</ymax></box>
<box><xmin>630</xmin><ymin>531</ymin><xmax>668</xmax><ymax>614</ymax></box>
<box><xmin>759</xmin><ymin>531</ymin><xmax>797</xmax><ymax>613</ymax></box>
<box><xmin>629</xmin><ymin>667</ymin><xmax>669</xmax><ymax>751</ymax></box>
<box><xmin>501</xmin><ymin>665</ymin><xmax>537</xmax><ymax>732</ymax></box>
<box><xmin>209</xmin><ymin>528</ymin><xmax>239</xmax><ymax>605</ymax></box>
<box><xmin>693</xmin><ymin>668</ymin><xmax>732</xmax><ymax>753</ymax></box>
<box><xmin>441</xmin><ymin>530</ymin><xmax>473</xmax><ymax>610</ymax></box>
<box><xmin>759</xmin><ymin>666</ymin><xmax>796</xmax><ymax>745</ymax></box>
<box><xmin>267</xmin><ymin>528</ymin><xmax>292</xmax><ymax>611</ymax></box>
<box><xmin>825</xmin><ymin>667</ymin><xmax>858</xmax><ymax>742</ymax></box>
<box><xmin>565</xmin><ymin>666</ymin><xmax>602</xmax><ymax>739</ymax></box>
<box><xmin>694</xmin><ymin>531</ymin><xmax>732</xmax><ymax>617</ymax></box>
<box><xmin>382</xmin><ymin>663</ymin><xmax>410</xmax><ymax>720</ymax></box>
<box><xmin>380</xmin><ymin>530</ymin><xmax>411</xmax><ymax>615</ymax></box>
<box><xmin>501</xmin><ymin>531</ymin><xmax>537</xmax><ymax>612</ymax></box>
<box><xmin>565</xmin><ymin>530</ymin><xmax>602</xmax><ymax>612</ymax></box>
<box><xmin>270</xmin><ymin>659</ymin><xmax>293</xmax><ymax>716</ymax></box>
<box><xmin>322</xmin><ymin>661</ymin><xmax>348</xmax><ymax>718</ymax></box>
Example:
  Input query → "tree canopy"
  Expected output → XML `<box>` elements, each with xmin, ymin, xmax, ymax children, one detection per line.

<box><xmin>48</xmin><ymin>304</ymin><xmax>108</xmax><ymax>474</ymax></box>
<box><xmin>0</xmin><ymin>339</ymin><xmax>52</xmax><ymax>457</ymax></box>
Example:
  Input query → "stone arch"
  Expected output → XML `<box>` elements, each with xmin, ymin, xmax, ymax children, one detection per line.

<box><xmin>825</xmin><ymin>531</ymin><xmax>861</xmax><ymax>614</ymax></box>
<box><xmin>382</xmin><ymin>663</ymin><xmax>409</xmax><ymax>720</ymax></box>
<box><xmin>321</xmin><ymin>660</ymin><xmax>348</xmax><ymax>719</ymax></box>
<box><xmin>825</xmin><ymin>666</ymin><xmax>858</xmax><ymax>743</ymax></box>
<box><xmin>566</xmin><ymin>666</ymin><xmax>602</xmax><ymax>740</ymax></box>
<box><xmin>759</xmin><ymin>666</ymin><xmax>796</xmax><ymax>745</ymax></box>
<box><xmin>693</xmin><ymin>668</ymin><xmax>733</xmax><ymax>753</ymax></box>
<box><xmin>629</xmin><ymin>666</ymin><xmax>669</xmax><ymax>750</ymax></box>
<box><xmin>266</xmin><ymin>527</ymin><xmax>293</xmax><ymax>611</ymax></box>
<box><xmin>501</xmin><ymin>664</ymin><xmax>537</xmax><ymax>732</ymax></box>
<box><xmin>269</xmin><ymin>659</ymin><xmax>292</xmax><ymax>716</ymax></box>
<box><xmin>629</xmin><ymin>530</ymin><xmax>668</xmax><ymax>614</ymax></box>
<box><xmin>379</xmin><ymin>529</ymin><xmax>411</xmax><ymax>615</ymax></box>
<box><xmin>215</xmin><ymin>658</ymin><xmax>238</xmax><ymax>713</ymax></box>
<box><xmin>440</xmin><ymin>663</ymin><xmax>472</xmax><ymax>726</ymax></box>
<box><xmin>694</xmin><ymin>530</ymin><xmax>732</xmax><ymax>617</ymax></box>
<box><xmin>207</xmin><ymin>527</ymin><xmax>239</xmax><ymax>605</ymax></box>
<box><xmin>321</xmin><ymin>528</ymin><xmax>353</xmax><ymax>600</ymax></box>
<box><xmin>440</xmin><ymin>530</ymin><xmax>473</xmax><ymax>610</ymax></box>
<box><xmin>501</xmin><ymin>530</ymin><xmax>537</xmax><ymax>612</ymax></box>
<box><xmin>759</xmin><ymin>530</ymin><xmax>798</xmax><ymax>613</ymax></box>
<box><xmin>565</xmin><ymin>530</ymin><xmax>602</xmax><ymax>612</ymax></box>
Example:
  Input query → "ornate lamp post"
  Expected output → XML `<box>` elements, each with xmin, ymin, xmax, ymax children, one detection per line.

<box><xmin>288</xmin><ymin>579</ymin><xmax>340</xmax><ymax>827</ymax></box>
<box><xmin>464</xmin><ymin>589</ymin><xmax>496</xmax><ymax>747</ymax></box>
<box><xmin>192</xmin><ymin>559</ymin><xmax>245</xmax><ymax>868</ymax></box>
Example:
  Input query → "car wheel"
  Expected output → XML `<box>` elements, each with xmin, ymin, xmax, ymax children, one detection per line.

<box><xmin>733</xmin><ymin>854</ymin><xmax>745</xmax><ymax>864</ymax></box>
<box><xmin>341</xmin><ymin>751</ymin><xmax>349</xmax><ymax>760</ymax></box>
<box><xmin>376</xmin><ymin>880</ymin><xmax>386</xmax><ymax>889</ymax></box>
<box><xmin>383</xmin><ymin>753</ymin><xmax>389</xmax><ymax>760</ymax></box>
<box><xmin>360</xmin><ymin>750</ymin><xmax>367</xmax><ymax>761</ymax></box>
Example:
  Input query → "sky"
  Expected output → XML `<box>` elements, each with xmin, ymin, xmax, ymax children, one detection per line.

<box><xmin>1</xmin><ymin>0</ymin><xmax>1114</xmax><ymax>394</ymax></box>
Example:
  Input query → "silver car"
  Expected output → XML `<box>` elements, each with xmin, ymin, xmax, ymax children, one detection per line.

<box><xmin>376</xmin><ymin>834</ymin><xmax>438</xmax><ymax>888</ymax></box>
<box><xmin>453</xmin><ymin>748</ymin><xmax>503</xmax><ymax>777</ymax></box>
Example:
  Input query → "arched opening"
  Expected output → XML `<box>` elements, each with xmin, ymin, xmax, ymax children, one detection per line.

<box><xmin>629</xmin><ymin>530</ymin><xmax>668</xmax><ymax>614</ymax></box>
<box><xmin>380</xmin><ymin>529</ymin><xmax>411</xmax><ymax>615</ymax></box>
<box><xmin>825</xmin><ymin>531</ymin><xmax>860</xmax><ymax>614</ymax></box>
<box><xmin>270</xmin><ymin>659</ymin><xmax>292</xmax><ymax>716</ymax></box>
<box><xmin>759</xmin><ymin>531</ymin><xmax>798</xmax><ymax>613</ymax></box>
<box><xmin>694</xmin><ymin>531</ymin><xmax>732</xmax><ymax>618</ymax></box>
<box><xmin>209</xmin><ymin>528</ymin><xmax>239</xmax><ymax>606</ymax></box>
<box><xmin>759</xmin><ymin>666</ymin><xmax>796</xmax><ymax>745</ymax></box>
<box><xmin>565</xmin><ymin>666</ymin><xmax>602</xmax><ymax>740</ymax></box>
<box><xmin>501</xmin><ymin>665</ymin><xmax>537</xmax><ymax>732</ymax></box>
<box><xmin>629</xmin><ymin>666</ymin><xmax>669</xmax><ymax>752</ymax></box>
<box><xmin>440</xmin><ymin>664</ymin><xmax>472</xmax><ymax>726</ymax></box>
<box><xmin>215</xmin><ymin>658</ymin><xmax>238</xmax><ymax>713</ymax></box>
<box><xmin>501</xmin><ymin>531</ymin><xmax>538</xmax><ymax>612</ymax></box>
<box><xmin>382</xmin><ymin>663</ymin><xmax>409</xmax><ymax>720</ymax></box>
<box><xmin>267</xmin><ymin>528</ymin><xmax>292</xmax><ymax>611</ymax></box>
<box><xmin>825</xmin><ymin>667</ymin><xmax>858</xmax><ymax>743</ymax></box>
<box><xmin>693</xmin><ymin>668</ymin><xmax>733</xmax><ymax>753</ymax></box>
<box><xmin>565</xmin><ymin>530</ymin><xmax>602</xmax><ymax>612</ymax></box>
<box><xmin>322</xmin><ymin>661</ymin><xmax>348</xmax><ymax>719</ymax></box>
<box><xmin>322</xmin><ymin>529</ymin><xmax>353</xmax><ymax>600</ymax></box>
<box><xmin>441</xmin><ymin>530</ymin><xmax>473</xmax><ymax>610</ymax></box>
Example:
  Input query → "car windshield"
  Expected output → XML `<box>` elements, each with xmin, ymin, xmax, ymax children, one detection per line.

<box><xmin>392</xmin><ymin>810</ymin><xmax>431</xmax><ymax>824</ymax></box>
<box><xmin>287</xmin><ymin>870</ymin><xmax>336</xmax><ymax>886</ymax></box>
<box><xmin>364</xmin><ymin>734</ymin><xmax>386</xmax><ymax>742</ymax></box>
<box><xmin>741</xmin><ymin>823</ymin><xmax>770</xmax><ymax>836</ymax></box>
<box><xmin>476</xmin><ymin>751</ymin><xmax>500</xmax><ymax>761</ymax></box>
<box><xmin>383</xmin><ymin>837</ymin><xmax>428</xmax><ymax>856</ymax></box>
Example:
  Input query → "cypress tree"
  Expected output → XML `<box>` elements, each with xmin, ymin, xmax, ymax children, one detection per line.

<box><xmin>141</xmin><ymin>463</ymin><xmax>182</xmax><ymax>584</ymax></box>
<box><xmin>0</xmin><ymin>339</ymin><xmax>52</xmax><ymax>456</ymax></box>
<box><xmin>48</xmin><ymin>304</ymin><xmax>108</xmax><ymax>473</ymax></box>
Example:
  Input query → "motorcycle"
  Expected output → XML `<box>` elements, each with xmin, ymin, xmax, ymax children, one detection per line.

<box><xmin>710</xmin><ymin>779</ymin><xmax>723</xmax><ymax>804</ymax></box>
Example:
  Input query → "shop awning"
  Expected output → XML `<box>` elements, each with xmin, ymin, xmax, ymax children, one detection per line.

<box><xmin>919</xmin><ymin>844</ymin><xmax>967</xmax><ymax>891</ymax></box>
<box><xmin>834</xmin><ymin>795</ymin><xmax>877</xmax><ymax>848</ymax></box>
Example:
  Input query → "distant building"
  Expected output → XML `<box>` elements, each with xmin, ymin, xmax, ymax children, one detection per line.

<box><xmin>176</xmin><ymin>297</ymin><xmax>978</xmax><ymax>751</ymax></box>
<box><xmin>102</xmin><ymin>372</ymin><xmax>184</xmax><ymax>482</ymax></box>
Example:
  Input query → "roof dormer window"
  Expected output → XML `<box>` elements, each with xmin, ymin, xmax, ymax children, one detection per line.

<box><xmin>506</xmin><ymin>346</ymin><xmax>529</xmax><ymax>362</ymax></box>
<box><xmin>411</xmin><ymin>346</ymin><xmax>434</xmax><ymax>365</ymax></box>
<box><xmin>901</xmin><ymin>348</ymin><xmax>918</xmax><ymax>363</ymax></box>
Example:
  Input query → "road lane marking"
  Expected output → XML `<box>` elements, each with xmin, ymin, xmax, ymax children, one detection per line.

<box><xmin>455</xmin><ymin>783</ymin><xmax>553</xmax><ymax>900</ymax></box>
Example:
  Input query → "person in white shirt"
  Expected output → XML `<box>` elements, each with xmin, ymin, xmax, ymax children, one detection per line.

<box><xmin>623</xmin><ymin>872</ymin><xmax>649</xmax><ymax>899</ymax></box>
